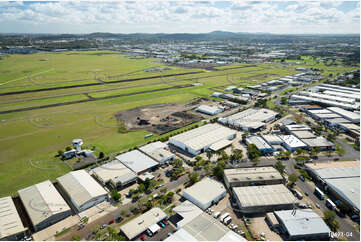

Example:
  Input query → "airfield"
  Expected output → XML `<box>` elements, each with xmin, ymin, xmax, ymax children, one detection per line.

<box><xmin>0</xmin><ymin>51</ymin><xmax>355</xmax><ymax>196</ymax></box>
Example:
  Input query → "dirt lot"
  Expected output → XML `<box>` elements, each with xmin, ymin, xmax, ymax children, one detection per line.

<box><xmin>248</xmin><ymin>216</ymin><xmax>283</xmax><ymax>241</ymax></box>
<box><xmin>114</xmin><ymin>98</ymin><xmax>216</xmax><ymax>134</ymax></box>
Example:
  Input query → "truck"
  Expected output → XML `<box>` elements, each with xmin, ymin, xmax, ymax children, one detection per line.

<box><xmin>314</xmin><ymin>187</ymin><xmax>325</xmax><ymax>200</ymax></box>
<box><xmin>326</xmin><ymin>199</ymin><xmax>337</xmax><ymax>211</ymax></box>
<box><xmin>220</xmin><ymin>213</ymin><xmax>230</xmax><ymax>222</ymax></box>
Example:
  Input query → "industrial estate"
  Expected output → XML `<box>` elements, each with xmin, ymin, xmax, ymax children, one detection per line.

<box><xmin>0</xmin><ymin>3</ymin><xmax>360</xmax><ymax>242</ymax></box>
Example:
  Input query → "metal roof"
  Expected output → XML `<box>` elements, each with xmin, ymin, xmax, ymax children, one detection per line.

<box><xmin>323</xmin><ymin>90</ymin><xmax>360</xmax><ymax>101</ymax></box>
<box><xmin>139</xmin><ymin>141</ymin><xmax>168</xmax><ymax>153</ymax></box>
<box><xmin>301</xmin><ymin>137</ymin><xmax>334</xmax><ymax>148</ymax></box>
<box><xmin>92</xmin><ymin>160</ymin><xmax>137</xmax><ymax>185</ymax></box>
<box><xmin>115</xmin><ymin>150</ymin><xmax>158</xmax><ymax>173</ymax></box>
<box><xmin>18</xmin><ymin>180</ymin><xmax>71</xmax><ymax>227</ymax></box>
<box><xmin>274</xmin><ymin>209</ymin><xmax>330</xmax><ymax>237</ymax></box>
<box><xmin>279</xmin><ymin>135</ymin><xmax>307</xmax><ymax>148</ymax></box>
<box><xmin>209</xmin><ymin>139</ymin><xmax>233</xmax><ymax>151</ymax></box>
<box><xmin>0</xmin><ymin>196</ymin><xmax>26</xmax><ymax>239</ymax></box>
<box><xmin>319</xmin><ymin>84</ymin><xmax>360</xmax><ymax>93</ymax></box>
<box><xmin>300</xmin><ymin>91</ymin><xmax>356</xmax><ymax>104</ymax></box>
<box><xmin>169</xmin><ymin>123</ymin><xmax>236</xmax><ymax>152</ymax></box>
<box><xmin>262</xmin><ymin>135</ymin><xmax>283</xmax><ymax>144</ymax></box>
<box><xmin>172</xmin><ymin>200</ymin><xmax>203</xmax><ymax>228</ymax></box>
<box><xmin>246</xmin><ymin>136</ymin><xmax>272</xmax><ymax>150</ymax></box>
<box><xmin>164</xmin><ymin>228</ymin><xmax>197</xmax><ymax>241</ymax></box>
<box><xmin>291</xmin><ymin>131</ymin><xmax>316</xmax><ymax>139</ymax></box>
<box><xmin>284</xmin><ymin>124</ymin><xmax>311</xmax><ymax>131</ymax></box>
<box><xmin>222</xmin><ymin>108</ymin><xmax>278</xmax><ymax>126</ymax></box>
<box><xmin>119</xmin><ymin>207</ymin><xmax>167</xmax><ymax>240</ymax></box>
<box><xmin>291</xmin><ymin>95</ymin><xmax>359</xmax><ymax>110</ymax></box>
<box><xmin>182</xmin><ymin>178</ymin><xmax>226</xmax><ymax>207</ymax></box>
<box><xmin>233</xmin><ymin>184</ymin><xmax>295</xmax><ymax>208</ymax></box>
<box><xmin>326</xmin><ymin>177</ymin><xmax>360</xmax><ymax>211</ymax></box>
<box><xmin>57</xmin><ymin>170</ymin><xmax>107</xmax><ymax>208</ymax></box>
<box><xmin>196</xmin><ymin>105</ymin><xmax>223</xmax><ymax>114</ymax></box>
<box><xmin>224</xmin><ymin>167</ymin><xmax>283</xmax><ymax>184</ymax></box>
<box><xmin>327</xmin><ymin>107</ymin><xmax>360</xmax><ymax>122</ymax></box>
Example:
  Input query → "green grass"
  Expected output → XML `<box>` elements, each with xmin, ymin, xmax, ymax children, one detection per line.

<box><xmin>55</xmin><ymin>228</ymin><xmax>71</xmax><ymax>237</ymax></box>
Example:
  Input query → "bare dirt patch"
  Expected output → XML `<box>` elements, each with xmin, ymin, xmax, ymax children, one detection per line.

<box><xmin>114</xmin><ymin>98</ymin><xmax>215</xmax><ymax>134</ymax></box>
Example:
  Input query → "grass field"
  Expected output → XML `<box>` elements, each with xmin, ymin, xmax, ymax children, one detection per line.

<box><xmin>0</xmin><ymin>50</ymin><xmax>357</xmax><ymax>196</ymax></box>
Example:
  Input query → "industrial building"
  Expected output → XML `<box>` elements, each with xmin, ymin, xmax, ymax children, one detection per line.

<box><xmin>301</xmin><ymin>137</ymin><xmax>335</xmax><ymax>151</ymax></box>
<box><xmin>290</xmin><ymin>94</ymin><xmax>359</xmax><ymax>110</ymax></box>
<box><xmin>299</xmin><ymin>91</ymin><xmax>356</xmax><ymax>104</ymax></box>
<box><xmin>283</xmin><ymin>124</ymin><xmax>312</xmax><ymax>133</ymax></box>
<box><xmin>306</xmin><ymin>161</ymin><xmax>360</xmax><ymax>213</ymax></box>
<box><xmin>169</xmin><ymin>123</ymin><xmax>236</xmax><ymax>156</ymax></box>
<box><xmin>291</xmin><ymin>130</ymin><xmax>316</xmax><ymax>139</ymax></box>
<box><xmin>196</xmin><ymin>105</ymin><xmax>224</xmax><ymax>115</ymax></box>
<box><xmin>166</xmin><ymin>211</ymin><xmax>246</xmax><ymax>241</ymax></box>
<box><xmin>182</xmin><ymin>177</ymin><xmax>226</xmax><ymax>210</ymax></box>
<box><xmin>91</xmin><ymin>160</ymin><xmax>137</xmax><ymax>188</ymax></box>
<box><xmin>218</xmin><ymin>108</ymin><xmax>278</xmax><ymax>132</ymax></box>
<box><xmin>279</xmin><ymin>135</ymin><xmax>307</xmax><ymax>152</ymax></box>
<box><xmin>323</xmin><ymin>90</ymin><xmax>360</xmax><ymax>102</ymax></box>
<box><xmin>223</xmin><ymin>167</ymin><xmax>284</xmax><ymax>188</ymax></box>
<box><xmin>245</xmin><ymin>136</ymin><xmax>274</xmax><ymax>154</ymax></box>
<box><xmin>261</xmin><ymin>135</ymin><xmax>283</xmax><ymax>145</ymax></box>
<box><xmin>327</xmin><ymin>107</ymin><xmax>360</xmax><ymax>123</ymax></box>
<box><xmin>119</xmin><ymin>207</ymin><xmax>167</xmax><ymax>240</ymax></box>
<box><xmin>0</xmin><ymin>196</ymin><xmax>27</xmax><ymax>240</ymax></box>
<box><xmin>18</xmin><ymin>180</ymin><xmax>71</xmax><ymax>232</ymax></box>
<box><xmin>57</xmin><ymin>170</ymin><xmax>108</xmax><ymax>213</ymax></box>
<box><xmin>139</xmin><ymin>141</ymin><xmax>176</xmax><ymax>164</ymax></box>
<box><xmin>115</xmin><ymin>150</ymin><xmax>159</xmax><ymax>174</ymax></box>
<box><xmin>274</xmin><ymin>209</ymin><xmax>331</xmax><ymax>240</ymax></box>
<box><xmin>232</xmin><ymin>184</ymin><xmax>295</xmax><ymax>213</ymax></box>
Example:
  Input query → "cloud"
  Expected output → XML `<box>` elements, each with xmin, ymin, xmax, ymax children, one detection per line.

<box><xmin>0</xmin><ymin>0</ymin><xmax>359</xmax><ymax>34</ymax></box>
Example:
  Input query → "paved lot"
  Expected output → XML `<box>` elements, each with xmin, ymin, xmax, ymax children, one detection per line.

<box><xmin>249</xmin><ymin>216</ymin><xmax>282</xmax><ymax>241</ymax></box>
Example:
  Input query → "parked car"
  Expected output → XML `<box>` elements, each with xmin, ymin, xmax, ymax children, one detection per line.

<box><xmin>299</xmin><ymin>175</ymin><xmax>305</xmax><ymax>182</ymax></box>
<box><xmin>100</xmin><ymin>224</ymin><xmax>107</xmax><ymax>230</ymax></box>
<box><xmin>315</xmin><ymin>203</ymin><xmax>320</xmax><ymax>209</ymax></box>
<box><xmin>158</xmin><ymin>222</ymin><xmax>165</xmax><ymax>228</ymax></box>
<box><xmin>146</xmin><ymin>229</ymin><xmax>153</xmax><ymax>237</ymax></box>
<box><xmin>213</xmin><ymin>212</ymin><xmax>221</xmax><ymax>218</ymax></box>
<box><xmin>162</xmin><ymin>219</ymin><xmax>169</xmax><ymax>225</ymax></box>
<box><xmin>115</xmin><ymin>216</ymin><xmax>122</xmax><ymax>223</ymax></box>
<box><xmin>140</xmin><ymin>234</ymin><xmax>146</xmax><ymax>241</ymax></box>
<box><xmin>108</xmin><ymin>220</ymin><xmax>115</xmax><ymax>225</ymax></box>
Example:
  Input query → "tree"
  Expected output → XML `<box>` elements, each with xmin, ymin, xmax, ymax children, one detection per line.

<box><xmin>247</xmin><ymin>144</ymin><xmax>261</xmax><ymax>161</ymax></box>
<box><xmin>335</xmin><ymin>144</ymin><xmax>345</xmax><ymax>156</ymax></box>
<box><xmin>110</xmin><ymin>189</ymin><xmax>121</xmax><ymax>201</ymax></box>
<box><xmin>188</xmin><ymin>172</ymin><xmax>199</xmax><ymax>185</ymax></box>
<box><xmin>173</xmin><ymin>159</ymin><xmax>183</xmax><ymax>169</ymax></box>
<box><xmin>65</xmin><ymin>146</ymin><xmax>72</xmax><ymax>151</ymax></box>
<box><xmin>281</xmin><ymin>97</ymin><xmax>288</xmax><ymax>105</ymax></box>
<box><xmin>274</xmin><ymin>160</ymin><xmax>286</xmax><ymax>175</ymax></box>
<box><xmin>327</xmin><ymin>133</ymin><xmax>336</xmax><ymax>142</ymax></box>
<box><xmin>288</xmin><ymin>173</ymin><xmax>298</xmax><ymax>186</ymax></box>
<box><xmin>91</xmin><ymin>225</ymin><xmax>100</xmax><ymax>234</ymax></box>
<box><xmin>98</xmin><ymin>151</ymin><xmax>104</xmax><ymax>159</ymax></box>
<box><xmin>72</xmin><ymin>234</ymin><xmax>81</xmax><ymax>241</ymax></box>
<box><xmin>160</xmin><ymin>187</ymin><xmax>168</xmax><ymax>194</ymax></box>
<box><xmin>120</xmin><ymin>210</ymin><xmax>127</xmax><ymax>216</ymax></box>
<box><xmin>57</xmin><ymin>150</ymin><xmax>64</xmax><ymax>156</ymax></box>
<box><xmin>206</xmin><ymin>151</ymin><xmax>213</xmax><ymax>160</ymax></box>
<box><xmin>323</xmin><ymin>210</ymin><xmax>339</xmax><ymax>232</ymax></box>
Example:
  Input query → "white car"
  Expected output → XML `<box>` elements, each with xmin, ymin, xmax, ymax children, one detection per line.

<box><xmin>213</xmin><ymin>212</ymin><xmax>221</xmax><ymax>218</ymax></box>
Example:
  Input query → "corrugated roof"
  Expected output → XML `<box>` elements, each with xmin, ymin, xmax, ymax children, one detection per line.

<box><xmin>92</xmin><ymin>160</ymin><xmax>136</xmax><ymax>185</ymax></box>
<box><xmin>327</xmin><ymin>107</ymin><xmax>360</xmax><ymax>122</ymax></box>
<box><xmin>209</xmin><ymin>139</ymin><xmax>233</xmax><ymax>151</ymax></box>
<box><xmin>0</xmin><ymin>196</ymin><xmax>26</xmax><ymax>239</ymax></box>
<box><xmin>57</xmin><ymin>170</ymin><xmax>107</xmax><ymax>208</ymax></box>
<box><xmin>274</xmin><ymin>209</ymin><xmax>330</xmax><ymax>237</ymax></box>
<box><xmin>18</xmin><ymin>180</ymin><xmax>70</xmax><ymax>227</ymax></box>
<box><xmin>301</xmin><ymin>137</ymin><xmax>334</xmax><ymax>147</ymax></box>
<box><xmin>115</xmin><ymin>150</ymin><xmax>158</xmax><ymax>173</ymax></box>
<box><xmin>224</xmin><ymin>167</ymin><xmax>283</xmax><ymax>184</ymax></box>
<box><xmin>233</xmin><ymin>184</ymin><xmax>295</xmax><ymax>208</ymax></box>
<box><xmin>139</xmin><ymin>141</ymin><xmax>168</xmax><ymax>153</ymax></box>
<box><xmin>279</xmin><ymin>135</ymin><xmax>307</xmax><ymax>148</ymax></box>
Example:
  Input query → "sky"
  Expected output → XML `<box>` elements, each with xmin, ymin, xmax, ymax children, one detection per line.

<box><xmin>0</xmin><ymin>0</ymin><xmax>359</xmax><ymax>34</ymax></box>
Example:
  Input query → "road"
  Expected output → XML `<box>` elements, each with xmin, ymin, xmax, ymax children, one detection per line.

<box><xmin>284</xmin><ymin>158</ymin><xmax>360</xmax><ymax>241</ymax></box>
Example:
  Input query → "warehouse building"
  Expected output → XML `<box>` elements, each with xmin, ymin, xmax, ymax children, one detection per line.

<box><xmin>119</xmin><ymin>207</ymin><xmax>167</xmax><ymax>240</ymax></box>
<box><xmin>327</xmin><ymin>107</ymin><xmax>360</xmax><ymax>123</ymax></box>
<box><xmin>299</xmin><ymin>91</ymin><xmax>356</xmax><ymax>104</ymax></box>
<box><xmin>91</xmin><ymin>160</ymin><xmax>137</xmax><ymax>188</ymax></box>
<box><xmin>196</xmin><ymin>105</ymin><xmax>224</xmax><ymax>115</ymax></box>
<box><xmin>116</xmin><ymin>150</ymin><xmax>159</xmax><ymax>174</ymax></box>
<box><xmin>324</xmin><ymin>117</ymin><xmax>351</xmax><ymax>128</ymax></box>
<box><xmin>283</xmin><ymin>124</ymin><xmax>312</xmax><ymax>133</ymax></box>
<box><xmin>57</xmin><ymin>170</ymin><xmax>108</xmax><ymax>213</ymax></box>
<box><xmin>139</xmin><ymin>141</ymin><xmax>175</xmax><ymax>164</ymax></box>
<box><xmin>245</xmin><ymin>136</ymin><xmax>274</xmax><ymax>154</ymax></box>
<box><xmin>318</xmin><ymin>83</ymin><xmax>360</xmax><ymax>93</ymax></box>
<box><xmin>169</xmin><ymin>123</ymin><xmax>236</xmax><ymax>156</ymax></box>
<box><xmin>274</xmin><ymin>209</ymin><xmax>331</xmax><ymax>240</ymax></box>
<box><xmin>166</xmin><ymin>212</ymin><xmax>246</xmax><ymax>241</ymax></box>
<box><xmin>261</xmin><ymin>135</ymin><xmax>283</xmax><ymax>145</ymax></box>
<box><xmin>290</xmin><ymin>94</ymin><xmax>358</xmax><ymax>110</ymax></box>
<box><xmin>323</xmin><ymin>90</ymin><xmax>360</xmax><ymax>102</ymax></box>
<box><xmin>0</xmin><ymin>196</ymin><xmax>27</xmax><ymax>240</ymax></box>
<box><xmin>291</xmin><ymin>130</ymin><xmax>316</xmax><ymax>139</ymax></box>
<box><xmin>301</xmin><ymin>137</ymin><xmax>335</xmax><ymax>151</ymax></box>
<box><xmin>18</xmin><ymin>180</ymin><xmax>71</xmax><ymax>232</ymax></box>
<box><xmin>223</xmin><ymin>167</ymin><xmax>284</xmax><ymax>188</ymax></box>
<box><xmin>312</xmin><ymin>112</ymin><xmax>342</xmax><ymax>121</ymax></box>
<box><xmin>182</xmin><ymin>177</ymin><xmax>226</xmax><ymax>210</ymax></box>
<box><xmin>218</xmin><ymin>108</ymin><xmax>278</xmax><ymax>132</ymax></box>
<box><xmin>232</xmin><ymin>184</ymin><xmax>295</xmax><ymax>213</ymax></box>
<box><xmin>279</xmin><ymin>135</ymin><xmax>307</xmax><ymax>152</ymax></box>
<box><xmin>306</xmin><ymin>161</ymin><xmax>360</xmax><ymax>213</ymax></box>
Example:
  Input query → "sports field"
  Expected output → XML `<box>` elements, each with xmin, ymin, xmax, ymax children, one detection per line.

<box><xmin>0</xmin><ymin>51</ymin><xmax>356</xmax><ymax>196</ymax></box>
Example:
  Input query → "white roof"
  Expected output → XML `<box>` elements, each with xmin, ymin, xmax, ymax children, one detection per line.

<box><xmin>233</xmin><ymin>184</ymin><xmax>295</xmax><ymax>208</ymax></box>
<box><xmin>323</xmin><ymin>90</ymin><xmax>360</xmax><ymax>101</ymax></box>
<box><xmin>291</xmin><ymin>95</ymin><xmax>359</xmax><ymax>110</ymax></box>
<box><xmin>116</xmin><ymin>150</ymin><xmax>158</xmax><ymax>173</ymax></box>
<box><xmin>262</xmin><ymin>134</ymin><xmax>283</xmax><ymax>144</ymax></box>
<box><xmin>172</xmin><ymin>200</ymin><xmax>203</xmax><ymax>228</ymax></box>
<box><xmin>280</xmin><ymin>135</ymin><xmax>307</xmax><ymax>148</ymax></box>
<box><xmin>57</xmin><ymin>170</ymin><xmax>108</xmax><ymax>208</ymax></box>
<box><xmin>148</xmin><ymin>223</ymin><xmax>161</xmax><ymax>234</ymax></box>
<box><xmin>196</xmin><ymin>105</ymin><xmax>223</xmax><ymax>114</ymax></box>
<box><xmin>18</xmin><ymin>180</ymin><xmax>71</xmax><ymax>227</ymax></box>
<box><xmin>291</xmin><ymin>131</ymin><xmax>316</xmax><ymax>139</ymax></box>
<box><xmin>139</xmin><ymin>141</ymin><xmax>168</xmax><ymax>153</ymax></box>
<box><xmin>222</xmin><ymin>108</ymin><xmax>278</xmax><ymax>126</ymax></box>
<box><xmin>327</xmin><ymin>107</ymin><xmax>360</xmax><ymax>122</ymax></box>
<box><xmin>169</xmin><ymin>123</ymin><xmax>236</xmax><ymax>152</ymax></box>
<box><xmin>274</xmin><ymin>209</ymin><xmax>331</xmax><ymax>237</ymax></box>
<box><xmin>318</xmin><ymin>83</ymin><xmax>360</xmax><ymax>93</ymax></box>
<box><xmin>326</xmin><ymin>177</ymin><xmax>360</xmax><ymax>211</ymax></box>
<box><xmin>0</xmin><ymin>196</ymin><xmax>26</xmax><ymax>239</ymax></box>
<box><xmin>301</xmin><ymin>137</ymin><xmax>334</xmax><ymax>148</ymax></box>
<box><xmin>119</xmin><ymin>207</ymin><xmax>167</xmax><ymax>240</ymax></box>
<box><xmin>209</xmin><ymin>139</ymin><xmax>233</xmax><ymax>151</ymax></box>
<box><xmin>182</xmin><ymin>178</ymin><xmax>226</xmax><ymax>208</ymax></box>
<box><xmin>165</xmin><ymin>228</ymin><xmax>197</xmax><ymax>241</ymax></box>
<box><xmin>285</xmin><ymin>124</ymin><xmax>311</xmax><ymax>131</ymax></box>
<box><xmin>300</xmin><ymin>91</ymin><xmax>356</xmax><ymax>104</ymax></box>
<box><xmin>316</xmin><ymin>86</ymin><xmax>360</xmax><ymax>95</ymax></box>
<box><xmin>246</xmin><ymin>136</ymin><xmax>272</xmax><ymax>150</ymax></box>
<box><xmin>92</xmin><ymin>160</ymin><xmax>137</xmax><ymax>185</ymax></box>
<box><xmin>224</xmin><ymin>167</ymin><xmax>283</xmax><ymax>184</ymax></box>
<box><xmin>220</xmin><ymin>231</ymin><xmax>247</xmax><ymax>241</ymax></box>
